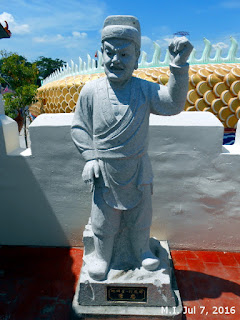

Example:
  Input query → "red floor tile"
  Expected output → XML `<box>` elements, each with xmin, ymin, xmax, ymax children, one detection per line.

<box><xmin>187</xmin><ymin>258</ymin><xmax>206</xmax><ymax>272</ymax></box>
<box><xmin>196</xmin><ymin>251</ymin><xmax>220</xmax><ymax>263</ymax></box>
<box><xmin>184</xmin><ymin>251</ymin><xmax>198</xmax><ymax>260</ymax></box>
<box><xmin>217</xmin><ymin>252</ymin><xmax>239</xmax><ymax>267</ymax></box>
<box><xmin>174</xmin><ymin>263</ymin><xmax>190</xmax><ymax>271</ymax></box>
<box><xmin>171</xmin><ymin>250</ymin><xmax>188</xmax><ymax>268</ymax></box>
<box><xmin>203</xmin><ymin>262</ymin><xmax>226</xmax><ymax>280</ymax></box>
<box><xmin>171</xmin><ymin>250</ymin><xmax>188</xmax><ymax>261</ymax></box>
<box><xmin>232</xmin><ymin>252</ymin><xmax>240</xmax><ymax>265</ymax></box>
<box><xmin>198</xmin><ymin>298</ymin><xmax>240</xmax><ymax>320</ymax></box>
<box><xmin>172</xmin><ymin>250</ymin><xmax>240</xmax><ymax>320</ymax></box>
<box><xmin>1</xmin><ymin>246</ymin><xmax>240</xmax><ymax>320</ymax></box>
<box><xmin>223</xmin><ymin>266</ymin><xmax>240</xmax><ymax>283</ymax></box>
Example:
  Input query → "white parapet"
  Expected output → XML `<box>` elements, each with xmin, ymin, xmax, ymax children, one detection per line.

<box><xmin>0</xmin><ymin>115</ymin><xmax>20</xmax><ymax>155</ymax></box>
<box><xmin>29</xmin><ymin>113</ymin><xmax>74</xmax><ymax>156</ymax></box>
<box><xmin>150</xmin><ymin>111</ymin><xmax>224</xmax><ymax>154</ymax></box>
<box><xmin>1</xmin><ymin>111</ymin><xmax>240</xmax><ymax>251</ymax></box>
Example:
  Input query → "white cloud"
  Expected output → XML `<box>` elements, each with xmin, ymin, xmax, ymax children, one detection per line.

<box><xmin>155</xmin><ymin>36</ymin><xmax>174</xmax><ymax>49</ymax></box>
<box><xmin>33</xmin><ymin>34</ymin><xmax>65</xmax><ymax>43</ymax></box>
<box><xmin>14</xmin><ymin>24</ymin><xmax>30</xmax><ymax>34</ymax></box>
<box><xmin>33</xmin><ymin>32</ymin><xmax>88</xmax><ymax>45</ymax></box>
<box><xmin>33</xmin><ymin>36</ymin><xmax>46</xmax><ymax>43</ymax></box>
<box><xmin>72</xmin><ymin>31</ymin><xmax>87</xmax><ymax>39</ymax></box>
<box><xmin>56</xmin><ymin>34</ymin><xmax>64</xmax><ymax>41</ymax></box>
<box><xmin>0</xmin><ymin>12</ymin><xmax>30</xmax><ymax>35</ymax></box>
<box><xmin>0</xmin><ymin>12</ymin><xmax>14</xmax><ymax>24</ymax></box>
<box><xmin>140</xmin><ymin>34</ymin><xmax>177</xmax><ymax>63</ymax></box>
<box><xmin>163</xmin><ymin>37</ymin><xmax>174</xmax><ymax>45</ymax></box>
<box><xmin>212</xmin><ymin>42</ymin><xmax>229</xmax><ymax>50</ymax></box>
<box><xmin>141</xmin><ymin>36</ymin><xmax>152</xmax><ymax>46</ymax></box>
<box><xmin>220</xmin><ymin>1</ymin><xmax>240</xmax><ymax>8</ymax></box>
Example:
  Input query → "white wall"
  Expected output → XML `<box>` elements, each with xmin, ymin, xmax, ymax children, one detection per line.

<box><xmin>0</xmin><ymin>112</ymin><xmax>240</xmax><ymax>251</ymax></box>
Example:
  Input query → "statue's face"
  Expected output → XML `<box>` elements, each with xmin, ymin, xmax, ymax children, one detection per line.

<box><xmin>102</xmin><ymin>38</ymin><xmax>139</xmax><ymax>84</ymax></box>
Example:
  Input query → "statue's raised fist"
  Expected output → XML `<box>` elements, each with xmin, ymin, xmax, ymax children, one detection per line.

<box><xmin>169</xmin><ymin>36</ymin><xmax>193</xmax><ymax>66</ymax></box>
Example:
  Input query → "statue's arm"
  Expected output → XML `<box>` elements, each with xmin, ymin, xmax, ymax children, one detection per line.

<box><xmin>71</xmin><ymin>84</ymin><xmax>100</xmax><ymax>189</ymax></box>
<box><xmin>150</xmin><ymin>37</ymin><xmax>193</xmax><ymax>116</ymax></box>
<box><xmin>71</xmin><ymin>84</ymin><xmax>97</xmax><ymax>161</ymax></box>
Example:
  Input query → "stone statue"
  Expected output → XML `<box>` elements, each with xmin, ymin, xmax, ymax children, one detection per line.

<box><xmin>71</xmin><ymin>15</ymin><xmax>193</xmax><ymax>281</ymax></box>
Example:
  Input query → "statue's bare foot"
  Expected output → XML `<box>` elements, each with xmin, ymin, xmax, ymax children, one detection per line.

<box><xmin>141</xmin><ymin>251</ymin><xmax>160</xmax><ymax>271</ymax></box>
<box><xmin>88</xmin><ymin>257</ymin><xmax>109</xmax><ymax>281</ymax></box>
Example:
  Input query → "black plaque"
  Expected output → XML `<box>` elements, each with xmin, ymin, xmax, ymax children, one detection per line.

<box><xmin>107</xmin><ymin>286</ymin><xmax>147</xmax><ymax>302</ymax></box>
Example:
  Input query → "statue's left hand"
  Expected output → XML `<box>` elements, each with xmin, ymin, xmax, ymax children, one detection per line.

<box><xmin>169</xmin><ymin>36</ymin><xmax>193</xmax><ymax>66</ymax></box>
<box><xmin>82</xmin><ymin>159</ymin><xmax>100</xmax><ymax>192</ymax></box>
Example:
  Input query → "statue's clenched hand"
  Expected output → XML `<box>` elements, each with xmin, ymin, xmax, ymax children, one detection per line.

<box><xmin>169</xmin><ymin>36</ymin><xmax>193</xmax><ymax>66</ymax></box>
<box><xmin>82</xmin><ymin>160</ymin><xmax>100</xmax><ymax>192</ymax></box>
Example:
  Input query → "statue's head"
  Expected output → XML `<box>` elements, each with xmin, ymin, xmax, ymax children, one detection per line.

<box><xmin>101</xmin><ymin>15</ymin><xmax>141</xmax><ymax>84</ymax></box>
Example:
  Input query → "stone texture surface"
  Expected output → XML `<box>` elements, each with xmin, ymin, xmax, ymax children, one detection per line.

<box><xmin>71</xmin><ymin>15</ymin><xmax>192</xmax><ymax>282</ymax></box>
<box><xmin>72</xmin><ymin>223</ymin><xmax>182</xmax><ymax>319</ymax></box>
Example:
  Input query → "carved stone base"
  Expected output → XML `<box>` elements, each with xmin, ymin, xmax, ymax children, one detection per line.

<box><xmin>72</xmin><ymin>223</ymin><xmax>182</xmax><ymax>319</ymax></box>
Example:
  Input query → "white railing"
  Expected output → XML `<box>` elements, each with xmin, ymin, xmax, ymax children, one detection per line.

<box><xmin>42</xmin><ymin>37</ymin><xmax>240</xmax><ymax>86</ymax></box>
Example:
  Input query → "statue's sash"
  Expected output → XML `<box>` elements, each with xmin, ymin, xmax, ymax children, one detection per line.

<box><xmin>94</xmin><ymin>77</ymin><xmax>150</xmax><ymax>159</ymax></box>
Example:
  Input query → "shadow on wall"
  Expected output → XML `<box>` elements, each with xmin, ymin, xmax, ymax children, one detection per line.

<box><xmin>0</xmin><ymin>154</ymin><xmax>70</xmax><ymax>246</ymax></box>
<box><xmin>0</xmin><ymin>154</ymin><xmax>79</xmax><ymax>318</ymax></box>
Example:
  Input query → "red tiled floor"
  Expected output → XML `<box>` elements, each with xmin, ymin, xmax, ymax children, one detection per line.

<box><xmin>232</xmin><ymin>252</ymin><xmax>240</xmax><ymax>265</ymax></box>
<box><xmin>0</xmin><ymin>246</ymin><xmax>83</xmax><ymax>320</ymax></box>
<box><xmin>0</xmin><ymin>246</ymin><xmax>240</xmax><ymax>319</ymax></box>
<box><xmin>187</xmin><ymin>258</ymin><xmax>206</xmax><ymax>272</ymax></box>
<box><xmin>171</xmin><ymin>250</ymin><xmax>188</xmax><ymax>269</ymax></box>
<box><xmin>224</xmin><ymin>266</ymin><xmax>240</xmax><ymax>282</ymax></box>
<box><xmin>217</xmin><ymin>252</ymin><xmax>239</xmax><ymax>267</ymax></box>
<box><xmin>195</xmin><ymin>251</ymin><xmax>220</xmax><ymax>263</ymax></box>
<box><xmin>181</xmin><ymin>250</ymin><xmax>198</xmax><ymax>260</ymax></box>
<box><xmin>172</xmin><ymin>250</ymin><xmax>240</xmax><ymax>320</ymax></box>
<box><xmin>203</xmin><ymin>261</ymin><xmax>226</xmax><ymax>278</ymax></box>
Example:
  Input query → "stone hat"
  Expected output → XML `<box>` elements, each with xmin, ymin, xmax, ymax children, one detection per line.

<box><xmin>101</xmin><ymin>15</ymin><xmax>141</xmax><ymax>48</ymax></box>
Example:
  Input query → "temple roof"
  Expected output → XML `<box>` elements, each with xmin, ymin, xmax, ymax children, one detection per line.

<box><xmin>0</xmin><ymin>22</ymin><xmax>11</xmax><ymax>39</ymax></box>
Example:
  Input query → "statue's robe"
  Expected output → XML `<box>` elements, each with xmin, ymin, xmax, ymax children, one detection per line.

<box><xmin>71</xmin><ymin>64</ymin><xmax>189</xmax><ymax>210</ymax></box>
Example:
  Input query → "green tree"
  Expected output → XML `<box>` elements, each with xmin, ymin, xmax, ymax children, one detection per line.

<box><xmin>0</xmin><ymin>53</ymin><xmax>38</xmax><ymax>89</ymax></box>
<box><xmin>0</xmin><ymin>50</ymin><xmax>13</xmax><ymax>87</ymax></box>
<box><xmin>34</xmin><ymin>56</ymin><xmax>66</xmax><ymax>81</ymax></box>
<box><xmin>4</xmin><ymin>85</ymin><xmax>38</xmax><ymax>118</ymax></box>
<box><xmin>0</xmin><ymin>52</ymin><xmax>38</xmax><ymax>147</ymax></box>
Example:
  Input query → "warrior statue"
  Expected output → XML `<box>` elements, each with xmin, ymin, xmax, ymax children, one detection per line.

<box><xmin>71</xmin><ymin>15</ymin><xmax>193</xmax><ymax>281</ymax></box>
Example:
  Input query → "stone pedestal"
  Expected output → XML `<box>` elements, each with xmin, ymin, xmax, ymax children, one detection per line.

<box><xmin>72</xmin><ymin>222</ymin><xmax>182</xmax><ymax>319</ymax></box>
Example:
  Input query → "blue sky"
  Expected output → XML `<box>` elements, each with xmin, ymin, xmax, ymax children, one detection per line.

<box><xmin>0</xmin><ymin>0</ymin><xmax>240</xmax><ymax>65</ymax></box>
